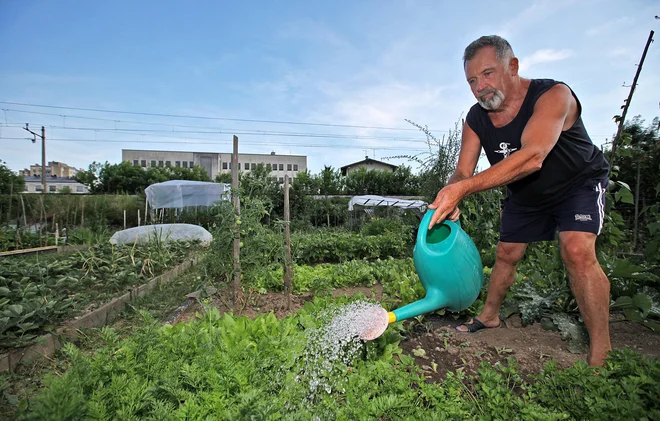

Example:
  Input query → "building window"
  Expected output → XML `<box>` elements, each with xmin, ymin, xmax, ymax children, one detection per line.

<box><xmin>223</xmin><ymin>162</ymin><xmax>228</xmax><ymax>170</ymax></box>
<box><xmin>238</xmin><ymin>163</ymin><xmax>241</xmax><ymax>170</ymax></box>
<box><xmin>229</xmin><ymin>162</ymin><xmax>233</xmax><ymax>170</ymax></box>
<box><xmin>158</xmin><ymin>160</ymin><xmax>164</xmax><ymax>167</ymax></box>
<box><xmin>151</xmin><ymin>160</ymin><xmax>157</xmax><ymax>167</ymax></box>
<box><xmin>279</xmin><ymin>164</ymin><xmax>284</xmax><ymax>171</ymax></box>
<box><xmin>182</xmin><ymin>161</ymin><xmax>188</xmax><ymax>168</ymax></box>
<box><xmin>279</xmin><ymin>177</ymin><xmax>284</xmax><ymax>183</ymax></box>
<box><xmin>49</xmin><ymin>185</ymin><xmax>57</xmax><ymax>192</ymax></box>
<box><xmin>36</xmin><ymin>185</ymin><xmax>43</xmax><ymax>191</ymax></box>
<box><xmin>76</xmin><ymin>186</ymin><xmax>83</xmax><ymax>192</ymax></box>
<box><xmin>166</xmin><ymin>161</ymin><xmax>171</xmax><ymax>167</ymax></box>
<box><xmin>175</xmin><ymin>161</ymin><xmax>180</xmax><ymax>167</ymax></box>
<box><xmin>293</xmin><ymin>164</ymin><xmax>298</xmax><ymax>171</ymax></box>
<box><xmin>251</xmin><ymin>163</ymin><xmax>256</xmax><ymax>170</ymax></box>
<box><xmin>25</xmin><ymin>185</ymin><xmax>29</xmax><ymax>191</ymax></box>
<box><xmin>266</xmin><ymin>164</ymin><xmax>272</xmax><ymax>171</ymax></box>
<box><xmin>189</xmin><ymin>161</ymin><xmax>194</xmax><ymax>168</ymax></box>
<box><xmin>141</xmin><ymin>160</ymin><xmax>146</xmax><ymax>167</ymax></box>
<box><xmin>287</xmin><ymin>164</ymin><xmax>292</xmax><ymax>171</ymax></box>
<box><xmin>133</xmin><ymin>160</ymin><xmax>138</xmax><ymax>166</ymax></box>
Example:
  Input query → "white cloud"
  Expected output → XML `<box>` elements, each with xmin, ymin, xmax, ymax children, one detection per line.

<box><xmin>518</xmin><ymin>49</ymin><xmax>574</xmax><ymax>73</ymax></box>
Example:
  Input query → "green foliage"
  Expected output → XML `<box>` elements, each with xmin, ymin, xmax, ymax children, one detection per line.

<box><xmin>0</xmin><ymin>160</ymin><xmax>26</xmax><ymax>195</ymax></box>
<box><xmin>291</xmin><ymin>228</ymin><xmax>411</xmax><ymax>265</ymax></box>
<box><xmin>344</xmin><ymin>165</ymin><xmax>421</xmax><ymax>196</ymax></box>
<box><xmin>76</xmin><ymin>161</ymin><xmax>211</xmax><ymax>194</ymax></box>
<box><xmin>251</xmin><ymin>258</ymin><xmax>425</xmax><ymax>307</ymax></box>
<box><xmin>0</xmin><ymin>241</ymin><xmax>196</xmax><ymax>348</ymax></box>
<box><xmin>531</xmin><ymin>349</ymin><xmax>660</xmax><ymax>420</ymax></box>
<box><xmin>0</xmin><ymin>193</ymin><xmax>143</xmax><ymax>230</ymax></box>
<box><xmin>17</xmin><ymin>298</ymin><xmax>660</xmax><ymax>420</ymax></box>
<box><xmin>459</xmin><ymin>189</ymin><xmax>504</xmax><ymax>267</ymax></box>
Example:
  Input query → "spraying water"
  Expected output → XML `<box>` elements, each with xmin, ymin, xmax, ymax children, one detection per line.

<box><xmin>293</xmin><ymin>300</ymin><xmax>389</xmax><ymax>405</ymax></box>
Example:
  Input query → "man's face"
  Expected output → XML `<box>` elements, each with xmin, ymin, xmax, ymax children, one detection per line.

<box><xmin>464</xmin><ymin>46</ymin><xmax>511</xmax><ymax>111</ymax></box>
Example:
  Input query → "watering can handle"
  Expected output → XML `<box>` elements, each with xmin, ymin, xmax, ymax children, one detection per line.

<box><xmin>417</xmin><ymin>209</ymin><xmax>461</xmax><ymax>249</ymax></box>
<box><xmin>419</xmin><ymin>209</ymin><xmax>460</xmax><ymax>234</ymax></box>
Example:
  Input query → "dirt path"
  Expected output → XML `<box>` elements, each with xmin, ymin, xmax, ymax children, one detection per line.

<box><xmin>174</xmin><ymin>286</ymin><xmax>660</xmax><ymax>380</ymax></box>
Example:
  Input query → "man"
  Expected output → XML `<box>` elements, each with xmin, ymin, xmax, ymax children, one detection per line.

<box><xmin>428</xmin><ymin>35</ymin><xmax>611</xmax><ymax>367</ymax></box>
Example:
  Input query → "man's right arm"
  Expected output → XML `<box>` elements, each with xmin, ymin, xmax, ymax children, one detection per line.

<box><xmin>447</xmin><ymin>122</ymin><xmax>482</xmax><ymax>185</ymax></box>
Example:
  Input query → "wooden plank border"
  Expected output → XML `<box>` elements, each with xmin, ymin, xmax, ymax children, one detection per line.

<box><xmin>0</xmin><ymin>255</ymin><xmax>199</xmax><ymax>372</ymax></box>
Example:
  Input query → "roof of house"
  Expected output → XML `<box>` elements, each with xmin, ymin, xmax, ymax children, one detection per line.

<box><xmin>340</xmin><ymin>157</ymin><xmax>399</xmax><ymax>171</ymax></box>
<box><xmin>23</xmin><ymin>175</ymin><xmax>82</xmax><ymax>184</ymax></box>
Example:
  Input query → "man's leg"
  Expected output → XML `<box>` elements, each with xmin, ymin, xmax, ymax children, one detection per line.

<box><xmin>559</xmin><ymin>231</ymin><xmax>612</xmax><ymax>367</ymax></box>
<box><xmin>457</xmin><ymin>241</ymin><xmax>527</xmax><ymax>331</ymax></box>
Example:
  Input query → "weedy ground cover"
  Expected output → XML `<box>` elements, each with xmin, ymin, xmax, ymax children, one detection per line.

<box><xmin>13</xmin><ymin>296</ymin><xmax>660</xmax><ymax>421</ymax></box>
<box><xmin>0</xmin><ymin>241</ymin><xmax>198</xmax><ymax>348</ymax></box>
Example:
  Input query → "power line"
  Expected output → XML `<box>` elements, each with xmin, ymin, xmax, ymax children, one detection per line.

<box><xmin>0</xmin><ymin>120</ymin><xmax>430</xmax><ymax>143</ymax></box>
<box><xmin>0</xmin><ymin>136</ymin><xmax>429</xmax><ymax>151</ymax></box>
<box><xmin>0</xmin><ymin>113</ymin><xmax>611</xmax><ymax>141</ymax></box>
<box><xmin>0</xmin><ymin>101</ymin><xmax>443</xmax><ymax>132</ymax></box>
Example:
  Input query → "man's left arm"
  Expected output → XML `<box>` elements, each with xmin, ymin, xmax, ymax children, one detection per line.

<box><xmin>428</xmin><ymin>84</ymin><xmax>574</xmax><ymax>228</ymax></box>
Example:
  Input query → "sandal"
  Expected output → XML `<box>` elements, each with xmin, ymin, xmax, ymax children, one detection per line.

<box><xmin>455</xmin><ymin>317</ymin><xmax>501</xmax><ymax>334</ymax></box>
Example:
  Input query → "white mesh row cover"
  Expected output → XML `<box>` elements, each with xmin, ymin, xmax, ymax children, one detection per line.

<box><xmin>109</xmin><ymin>223</ymin><xmax>213</xmax><ymax>246</ymax></box>
<box><xmin>144</xmin><ymin>180</ymin><xmax>231</xmax><ymax>210</ymax></box>
<box><xmin>348</xmin><ymin>195</ymin><xmax>427</xmax><ymax>211</ymax></box>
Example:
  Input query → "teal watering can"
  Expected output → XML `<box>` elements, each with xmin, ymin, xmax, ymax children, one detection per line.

<box><xmin>386</xmin><ymin>209</ymin><xmax>484</xmax><ymax>324</ymax></box>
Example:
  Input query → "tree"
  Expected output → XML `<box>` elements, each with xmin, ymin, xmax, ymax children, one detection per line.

<box><xmin>74</xmin><ymin>161</ymin><xmax>104</xmax><ymax>192</ymax></box>
<box><xmin>215</xmin><ymin>172</ymin><xmax>232</xmax><ymax>183</ymax></box>
<box><xmin>76</xmin><ymin>161</ymin><xmax>212</xmax><ymax>194</ymax></box>
<box><xmin>0</xmin><ymin>161</ymin><xmax>25</xmax><ymax>194</ymax></box>
<box><xmin>318</xmin><ymin>166</ymin><xmax>343</xmax><ymax>195</ymax></box>
<box><xmin>613</xmin><ymin>116</ymin><xmax>659</xmax><ymax>203</ymax></box>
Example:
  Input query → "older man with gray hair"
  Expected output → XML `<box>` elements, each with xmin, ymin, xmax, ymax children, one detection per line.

<box><xmin>428</xmin><ymin>35</ymin><xmax>611</xmax><ymax>366</ymax></box>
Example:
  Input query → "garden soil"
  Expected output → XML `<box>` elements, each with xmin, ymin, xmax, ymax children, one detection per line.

<box><xmin>174</xmin><ymin>285</ymin><xmax>660</xmax><ymax>383</ymax></box>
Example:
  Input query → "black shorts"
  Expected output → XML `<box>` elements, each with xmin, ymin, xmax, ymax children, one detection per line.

<box><xmin>500</xmin><ymin>177</ymin><xmax>608</xmax><ymax>243</ymax></box>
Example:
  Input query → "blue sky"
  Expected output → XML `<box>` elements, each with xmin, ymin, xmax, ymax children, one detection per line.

<box><xmin>1</xmin><ymin>0</ymin><xmax>658</xmax><ymax>176</ymax></box>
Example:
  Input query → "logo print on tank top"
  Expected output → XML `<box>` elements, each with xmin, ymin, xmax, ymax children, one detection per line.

<box><xmin>495</xmin><ymin>142</ymin><xmax>518</xmax><ymax>158</ymax></box>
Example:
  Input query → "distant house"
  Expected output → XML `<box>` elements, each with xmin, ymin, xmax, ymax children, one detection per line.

<box><xmin>340</xmin><ymin>156</ymin><xmax>398</xmax><ymax>176</ymax></box>
<box><xmin>23</xmin><ymin>175</ymin><xmax>89</xmax><ymax>194</ymax></box>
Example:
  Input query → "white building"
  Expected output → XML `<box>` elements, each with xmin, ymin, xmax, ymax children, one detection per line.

<box><xmin>23</xmin><ymin>175</ymin><xmax>89</xmax><ymax>194</ymax></box>
<box><xmin>340</xmin><ymin>156</ymin><xmax>398</xmax><ymax>176</ymax></box>
<box><xmin>121</xmin><ymin>149</ymin><xmax>307</xmax><ymax>183</ymax></box>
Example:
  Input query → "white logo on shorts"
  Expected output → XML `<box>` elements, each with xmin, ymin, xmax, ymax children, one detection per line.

<box><xmin>575</xmin><ymin>214</ymin><xmax>592</xmax><ymax>222</ymax></box>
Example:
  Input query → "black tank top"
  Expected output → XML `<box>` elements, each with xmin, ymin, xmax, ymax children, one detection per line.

<box><xmin>465</xmin><ymin>79</ymin><xmax>609</xmax><ymax>207</ymax></box>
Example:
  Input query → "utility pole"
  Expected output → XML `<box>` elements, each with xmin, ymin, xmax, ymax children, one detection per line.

<box><xmin>23</xmin><ymin>124</ymin><xmax>46</xmax><ymax>194</ymax></box>
<box><xmin>610</xmin><ymin>30</ymin><xmax>654</xmax><ymax>169</ymax></box>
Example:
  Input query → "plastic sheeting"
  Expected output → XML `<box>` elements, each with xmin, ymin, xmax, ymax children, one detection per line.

<box><xmin>145</xmin><ymin>180</ymin><xmax>231</xmax><ymax>210</ymax></box>
<box><xmin>348</xmin><ymin>195</ymin><xmax>427</xmax><ymax>211</ymax></box>
<box><xmin>109</xmin><ymin>223</ymin><xmax>213</xmax><ymax>246</ymax></box>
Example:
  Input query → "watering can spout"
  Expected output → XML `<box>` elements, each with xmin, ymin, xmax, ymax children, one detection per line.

<box><xmin>387</xmin><ymin>210</ymin><xmax>484</xmax><ymax>325</ymax></box>
<box><xmin>387</xmin><ymin>289</ymin><xmax>450</xmax><ymax>324</ymax></box>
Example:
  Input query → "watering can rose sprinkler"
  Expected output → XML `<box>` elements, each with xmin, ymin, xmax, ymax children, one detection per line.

<box><xmin>359</xmin><ymin>209</ymin><xmax>484</xmax><ymax>340</ymax></box>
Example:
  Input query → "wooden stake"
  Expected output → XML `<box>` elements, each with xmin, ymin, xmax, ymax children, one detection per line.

<box><xmin>123</xmin><ymin>209</ymin><xmax>127</xmax><ymax>229</ymax></box>
<box><xmin>284</xmin><ymin>174</ymin><xmax>292</xmax><ymax>311</ymax></box>
<box><xmin>232</xmin><ymin>135</ymin><xmax>241</xmax><ymax>311</ymax></box>
<box><xmin>20</xmin><ymin>194</ymin><xmax>27</xmax><ymax>228</ymax></box>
